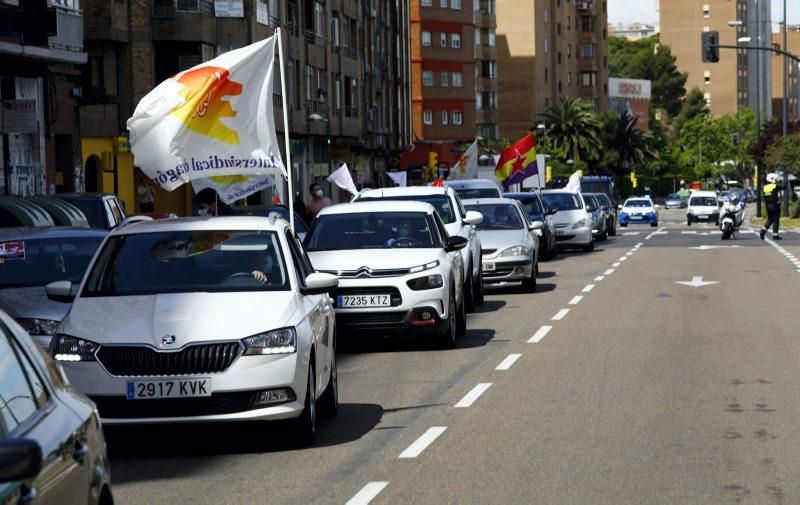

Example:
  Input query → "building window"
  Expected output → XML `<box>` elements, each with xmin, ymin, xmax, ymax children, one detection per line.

<box><xmin>488</xmin><ymin>29</ymin><xmax>495</xmax><ymax>46</ymax></box>
<box><xmin>581</xmin><ymin>16</ymin><xmax>595</xmax><ymax>32</ymax></box>
<box><xmin>331</xmin><ymin>13</ymin><xmax>340</xmax><ymax>47</ymax></box>
<box><xmin>422</xmin><ymin>0</ymin><xmax>431</xmax><ymax>5</ymax></box>
<box><xmin>580</xmin><ymin>71</ymin><xmax>597</xmax><ymax>86</ymax></box>
<box><xmin>440</xmin><ymin>33</ymin><xmax>447</xmax><ymax>47</ymax></box>
<box><xmin>481</xmin><ymin>60</ymin><xmax>496</xmax><ymax>78</ymax></box>
<box><xmin>452</xmin><ymin>72</ymin><xmax>463</xmax><ymax>87</ymax></box>
<box><xmin>423</xmin><ymin>71</ymin><xmax>434</xmax><ymax>86</ymax></box>
<box><xmin>441</xmin><ymin>72</ymin><xmax>449</xmax><ymax>86</ymax></box>
<box><xmin>476</xmin><ymin>92</ymin><xmax>483</xmax><ymax>109</ymax></box>
<box><xmin>451</xmin><ymin>0</ymin><xmax>461</xmax><ymax>8</ymax></box>
<box><xmin>451</xmin><ymin>33</ymin><xmax>461</xmax><ymax>48</ymax></box>
<box><xmin>544</xmin><ymin>8</ymin><xmax>548</xmax><ymax>24</ymax></box>
<box><xmin>544</xmin><ymin>38</ymin><xmax>548</xmax><ymax>54</ymax></box>
<box><xmin>334</xmin><ymin>74</ymin><xmax>341</xmax><ymax>110</ymax></box>
<box><xmin>475</xmin><ymin>30</ymin><xmax>481</xmax><ymax>46</ymax></box>
<box><xmin>424</xmin><ymin>110</ymin><xmax>433</xmax><ymax>124</ymax></box>
<box><xmin>704</xmin><ymin>92</ymin><xmax>711</xmax><ymax>105</ymax></box>
<box><xmin>453</xmin><ymin>111</ymin><xmax>463</xmax><ymax>125</ymax></box>
<box><xmin>442</xmin><ymin>110</ymin><xmax>449</xmax><ymax>124</ymax></box>
<box><xmin>704</xmin><ymin>70</ymin><xmax>711</xmax><ymax>84</ymax></box>
<box><xmin>422</xmin><ymin>31</ymin><xmax>432</xmax><ymax>47</ymax></box>
<box><xmin>580</xmin><ymin>43</ymin><xmax>595</xmax><ymax>59</ymax></box>
<box><xmin>440</xmin><ymin>0</ymin><xmax>447</xmax><ymax>7</ymax></box>
<box><xmin>703</xmin><ymin>4</ymin><xmax>710</xmax><ymax>18</ymax></box>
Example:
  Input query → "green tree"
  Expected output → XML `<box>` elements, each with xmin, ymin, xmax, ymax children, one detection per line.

<box><xmin>540</xmin><ymin>97</ymin><xmax>603</xmax><ymax>165</ymax></box>
<box><xmin>608</xmin><ymin>35</ymin><xmax>687</xmax><ymax>117</ymax></box>
<box><xmin>669</xmin><ymin>88</ymin><xmax>708</xmax><ymax>138</ymax></box>
<box><xmin>764</xmin><ymin>133</ymin><xmax>800</xmax><ymax>176</ymax></box>
<box><xmin>609</xmin><ymin>111</ymin><xmax>658</xmax><ymax>176</ymax></box>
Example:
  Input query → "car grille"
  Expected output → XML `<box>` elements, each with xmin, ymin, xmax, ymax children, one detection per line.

<box><xmin>337</xmin><ymin>312</ymin><xmax>407</xmax><ymax>329</ymax></box>
<box><xmin>90</xmin><ymin>389</ymin><xmax>290</xmax><ymax>419</ymax></box>
<box><xmin>96</xmin><ymin>342</ymin><xmax>243</xmax><ymax>377</ymax></box>
<box><xmin>320</xmin><ymin>267</ymin><xmax>410</xmax><ymax>278</ymax></box>
<box><xmin>485</xmin><ymin>266</ymin><xmax>517</xmax><ymax>278</ymax></box>
<box><xmin>554</xmin><ymin>223</ymin><xmax>569</xmax><ymax>229</ymax></box>
<box><xmin>333</xmin><ymin>287</ymin><xmax>402</xmax><ymax>307</ymax></box>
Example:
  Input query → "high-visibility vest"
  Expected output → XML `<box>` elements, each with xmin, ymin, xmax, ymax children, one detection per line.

<box><xmin>763</xmin><ymin>182</ymin><xmax>779</xmax><ymax>203</ymax></box>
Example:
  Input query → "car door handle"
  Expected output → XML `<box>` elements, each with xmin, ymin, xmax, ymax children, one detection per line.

<box><xmin>73</xmin><ymin>441</ymin><xmax>89</xmax><ymax>462</ymax></box>
<box><xmin>18</xmin><ymin>485</ymin><xmax>37</xmax><ymax>504</ymax></box>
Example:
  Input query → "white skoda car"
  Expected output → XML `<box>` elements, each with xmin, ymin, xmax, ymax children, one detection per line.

<box><xmin>46</xmin><ymin>216</ymin><xmax>338</xmax><ymax>444</ymax></box>
<box><xmin>305</xmin><ymin>201</ymin><xmax>468</xmax><ymax>348</ymax></box>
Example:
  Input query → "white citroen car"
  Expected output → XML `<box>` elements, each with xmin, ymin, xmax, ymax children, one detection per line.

<box><xmin>46</xmin><ymin>216</ymin><xmax>338</xmax><ymax>444</ymax></box>
<box><xmin>355</xmin><ymin>186</ymin><xmax>484</xmax><ymax>312</ymax></box>
<box><xmin>305</xmin><ymin>201</ymin><xmax>468</xmax><ymax>348</ymax></box>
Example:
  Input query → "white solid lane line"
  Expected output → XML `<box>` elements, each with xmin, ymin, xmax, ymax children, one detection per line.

<box><xmin>495</xmin><ymin>353</ymin><xmax>522</xmax><ymax>371</ymax></box>
<box><xmin>455</xmin><ymin>383</ymin><xmax>492</xmax><ymax>408</ymax></box>
<box><xmin>346</xmin><ymin>482</ymin><xmax>389</xmax><ymax>505</ymax></box>
<box><xmin>582</xmin><ymin>284</ymin><xmax>595</xmax><ymax>293</ymax></box>
<box><xmin>594</xmin><ymin>275</ymin><xmax>605</xmax><ymax>282</ymax></box>
<box><xmin>569</xmin><ymin>295</ymin><xmax>583</xmax><ymax>305</ymax></box>
<box><xmin>399</xmin><ymin>427</ymin><xmax>447</xmax><ymax>458</ymax></box>
<box><xmin>529</xmin><ymin>325</ymin><xmax>552</xmax><ymax>343</ymax></box>
<box><xmin>552</xmin><ymin>309</ymin><xmax>570</xmax><ymax>320</ymax></box>
<box><xmin>604</xmin><ymin>269</ymin><xmax>615</xmax><ymax>275</ymax></box>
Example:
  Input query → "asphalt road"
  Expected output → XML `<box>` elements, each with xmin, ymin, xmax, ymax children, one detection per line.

<box><xmin>107</xmin><ymin>209</ymin><xmax>800</xmax><ymax>504</ymax></box>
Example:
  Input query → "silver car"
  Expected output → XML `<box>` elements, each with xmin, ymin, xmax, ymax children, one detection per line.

<box><xmin>0</xmin><ymin>227</ymin><xmax>106</xmax><ymax>350</ymax></box>
<box><xmin>463</xmin><ymin>198</ymin><xmax>542</xmax><ymax>292</ymax></box>
<box><xmin>0</xmin><ymin>309</ymin><xmax>113</xmax><ymax>504</ymax></box>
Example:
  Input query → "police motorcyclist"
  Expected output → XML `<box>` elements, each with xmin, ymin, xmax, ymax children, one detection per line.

<box><xmin>760</xmin><ymin>173</ymin><xmax>784</xmax><ymax>240</ymax></box>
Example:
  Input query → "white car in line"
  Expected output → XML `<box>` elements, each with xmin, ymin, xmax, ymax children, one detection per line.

<box><xmin>462</xmin><ymin>198</ymin><xmax>542</xmax><ymax>291</ymax></box>
<box><xmin>540</xmin><ymin>190</ymin><xmax>594</xmax><ymax>252</ymax></box>
<box><xmin>355</xmin><ymin>186</ymin><xmax>485</xmax><ymax>311</ymax></box>
<box><xmin>305</xmin><ymin>201</ymin><xmax>468</xmax><ymax>348</ymax></box>
<box><xmin>46</xmin><ymin>216</ymin><xmax>339</xmax><ymax>444</ymax></box>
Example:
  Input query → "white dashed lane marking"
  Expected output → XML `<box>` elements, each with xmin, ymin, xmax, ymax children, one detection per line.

<box><xmin>455</xmin><ymin>384</ymin><xmax>492</xmax><ymax>408</ymax></box>
<box><xmin>604</xmin><ymin>269</ymin><xmax>615</xmax><ymax>275</ymax></box>
<box><xmin>528</xmin><ymin>325</ymin><xmax>552</xmax><ymax>343</ymax></box>
<box><xmin>569</xmin><ymin>296</ymin><xmax>583</xmax><ymax>305</ymax></box>
<box><xmin>595</xmin><ymin>275</ymin><xmax>605</xmax><ymax>282</ymax></box>
<box><xmin>347</xmin><ymin>482</ymin><xmax>389</xmax><ymax>505</ymax></box>
<box><xmin>582</xmin><ymin>284</ymin><xmax>595</xmax><ymax>293</ymax></box>
<box><xmin>398</xmin><ymin>427</ymin><xmax>447</xmax><ymax>458</ymax></box>
<box><xmin>495</xmin><ymin>354</ymin><xmax>522</xmax><ymax>371</ymax></box>
<box><xmin>552</xmin><ymin>309</ymin><xmax>570</xmax><ymax>321</ymax></box>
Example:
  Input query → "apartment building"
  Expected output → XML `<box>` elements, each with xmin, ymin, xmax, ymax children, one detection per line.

<box><xmin>660</xmin><ymin>0</ymin><xmax>771</xmax><ymax>119</ymax></box>
<box><xmin>608</xmin><ymin>22</ymin><xmax>658</xmax><ymax>41</ymax></box>
<box><xmin>771</xmin><ymin>27</ymin><xmax>800</xmax><ymax>122</ymax></box>
<box><xmin>402</xmin><ymin>0</ymin><xmax>476</xmax><ymax>177</ymax></box>
<box><xmin>496</xmin><ymin>0</ymin><xmax>609</xmax><ymax>141</ymax></box>
<box><xmin>0</xmin><ymin>0</ymin><xmax>87</xmax><ymax>196</ymax></box>
<box><xmin>80</xmin><ymin>0</ymin><xmax>411</xmax><ymax>214</ymax></box>
<box><xmin>474</xmin><ymin>0</ymin><xmax>498</xmax><ymax>141</ymax></box>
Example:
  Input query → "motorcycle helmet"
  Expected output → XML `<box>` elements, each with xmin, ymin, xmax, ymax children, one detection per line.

<box><xmin>729</xmin><ymin>192</ymin><xmax>739</xmax><ymax>204</ymax></box>
<box><xmin>766</xmin><ymin>173</ymin><xmax>778</xmax><ymax>183</ymax></box>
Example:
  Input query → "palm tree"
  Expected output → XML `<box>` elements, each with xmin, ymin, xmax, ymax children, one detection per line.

<box><xmin>610</xmin><ymin>111</ymin><xmax>657</xmax><ymax>176</ymax></box>
<box><xmin>541</xmin><ymin>97</ymin><xmax>603</xmax><ymax>164</ymax></box>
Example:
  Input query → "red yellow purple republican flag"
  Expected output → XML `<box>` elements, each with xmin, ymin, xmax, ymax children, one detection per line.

<box><xmin>494</xmin><ymin>133</ymin><xmax>538</xmax><ymax>190</ymax></box>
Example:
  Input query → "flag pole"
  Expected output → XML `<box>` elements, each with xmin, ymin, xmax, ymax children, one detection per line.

<box><xmin>276</xmin><ymin>28</ymin><xmax>294</xmax><ymax>234</ymax></box>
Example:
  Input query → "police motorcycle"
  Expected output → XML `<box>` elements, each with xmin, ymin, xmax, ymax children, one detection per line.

<box><xmin>720</xmin><ymin>192</ymin><xmax>746</xmax><ymax>240</ymax></box>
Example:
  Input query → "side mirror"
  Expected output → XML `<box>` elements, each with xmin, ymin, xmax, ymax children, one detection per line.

<box><xmin>445</xmin><ymin>235</ymin><xmax>469</xmax><ymax>252</ymax></box>
<box><xmin>545</xmin><ymin>208</ymin><xmax>558</xmax><ymax>216</ymax></box>
<box><xmin>529</xmin><ymin>220</ymin><xmax>545</xmax><ymax>231</ymax></box>
<box><xmin>586</xmin><ymin>205</ymin><xmax>597</xmax><ymax>213</ymax></box>
<box><xmin>302</xmin><ymin>272</ymin><xmax>339</xmax><ymax>296</ymax></box>
<box><xmin>617</xmin><ymin>204</ymin><xmax>623</xmax><ymax>210</ymax></box>
<box><xmin>46</xmin><ymin>281</ymin><xmax>74</xmax><ymax>304</ymax></box>
<box><xmin>463</xmin><ymin>210</ymin><xmax>483</xmax><ymax>226</ymax></box>
<box><xmin>0</xmin><ymin>439</ymin><xmax>42</xmax><ymax>483</ymax></box>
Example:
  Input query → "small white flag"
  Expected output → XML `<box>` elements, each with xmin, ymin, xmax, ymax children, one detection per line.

<box><xmin>564</xmin><ymin>170</ymin><xmax>582</xmax><ymax>193</ymax></box>
<box><xmin>449</xmin><ymin>140</ymin><xmax>479</xmax><ymax>180</ymax></box>
<box><xmin>127</xmin><ymin>34</ymin><xmax>285</xmax><ymax>191</ymax></box>
<box><xmin>328</xmin><ymin>163</ymin><xmax>358</xmax><ymax>196</ymax></box>
<box><xmin>387</xmin><ymin>171</ymin><xmax>407</xmax><ymax>187</ymax></box>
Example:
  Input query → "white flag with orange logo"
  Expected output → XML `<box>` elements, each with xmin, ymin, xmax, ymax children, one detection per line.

<box><xmin>449</xmin><ymin>140</ymin><xmax>478</xmax><ymax>180</ymax></box>
<box><xmin>127</xmin><ymin>34</ymin><xmax>285</xmax><ymax>191</ymax></box>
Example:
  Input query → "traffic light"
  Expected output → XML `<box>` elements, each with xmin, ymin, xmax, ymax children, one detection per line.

<box><xmin>545</xmin><ymin>165</ymin><xmax>553</xmax><ymax>183</ymax></box>
<box><xmin>630</xmin><ymin>171</ymin><xmax>638</xmax><ymax>189</ymax></box>
<box><xmin>427</xmin><ymin>151</ymin><xmax>438</xmax><ymax>170</ymax></box>
<box><xmin>702</xmin><ymin>31</ymin><xmax>720</xmax><ymax>63</ymax></box>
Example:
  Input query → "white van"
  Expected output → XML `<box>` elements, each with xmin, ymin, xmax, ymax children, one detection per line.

<box><xmin>686</xmin><ymin>190</ymin><xmax>720</xmax><ymax>226</ymax></box>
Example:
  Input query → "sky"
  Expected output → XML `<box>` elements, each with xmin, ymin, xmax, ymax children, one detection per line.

<box><xmin>608</xmin><ymin>0</ymin><xmax>800</xmax><ymax>30</ymax></box>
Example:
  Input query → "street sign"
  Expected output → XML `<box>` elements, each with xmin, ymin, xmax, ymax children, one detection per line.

<box><xmin>1</xmin><ymin>99</ymin><xmax>37</xmax><ymax>133</ymax></box>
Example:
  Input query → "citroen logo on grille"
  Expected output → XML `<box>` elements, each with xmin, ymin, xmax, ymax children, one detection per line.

<box><xmin>161</xmin><ymin>334</ymin><xmax>176</xmax><ymax>346</ymax></box>
<box><xmin>355</xmin><ymin>266</ymin><xmax>372</xmax><ymax>278</ymax></box>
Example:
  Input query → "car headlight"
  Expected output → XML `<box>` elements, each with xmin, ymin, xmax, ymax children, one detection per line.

<box><xmin>498</xmin><ymin>246</ymin><xmax>529</xmax><ymax>257</ymax></box>
<box><xmin>52</xmin><ymin>335</ymin><xmax>98</xmax><ymax>362</ymax></box>
<box><xmin>16</xmin><ymin>318</ymin><xmax>59</xmax><ymax>336</ymax></box>
<box><xmin>572</xmin><ymin>219</ymin><xmax>586</xmax><ymax>229</ymax></box>
<box><xmin>406</xmin><ymin>274</ymin><xmax>444</xmax><ymax>290</ymax></box>
<box><xmin>409</xmin><ymin>260</ymin><xmax>440</xmax><ymax>274</ymax></box>
<box><xmin>243</xmin><ymin>327</ymin><xmax>297</xmax><ymax>355</ymax></box>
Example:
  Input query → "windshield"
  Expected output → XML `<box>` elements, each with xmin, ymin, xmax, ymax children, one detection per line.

<box><xmin>583</xmin><ymin>194</ymin><xmax>599</xmax><ymax>208</ymax></box>
<box><xmin>690</xmin><ymin>197</ymin><xmax>718</xmax><ymax>206</ymax></box>
<box><xmin>667</xmin><ymin>194</ymin><xmax>678</xmax><ymax>200</ymax></box>
<box><xmin>64</xmin><ymin>200</ymin><xmax>107</xmax><ymax>229</ymax></box>
<box><xmin>0</xmin><ymin>237</ymin><xmax>104</xmax><ymax>288</ymax></box>
<box><xmin>510</xmin><ymin>196</ymin><xmax>544</xmax><ymax>216</ymax></box>
<box><xmin>454</xmin><ymin>187</ymin><xmax>501</xmax><ymax>200</ymax></box>
<box><xmin>306</xmin><ymin>212</ymin><xmax>437</xmax><ymax>250</ymax></box>
<box><xmin>624</xmin><ymin>200</ymin><xmax>652</xmax><ymax>208</ymax></box>
<box><xmin>82</xmin><ymin>230</ymin><xmax>289</xmax><ymax>296</ymax></box>
<box><xmin>542</xmin><ymin>193</ymin><xmax>582</xmax><ymax>211</ymax></box>
<box><xmin>465</xmin><ymin>204</ymin><xmax>524</xmax><ymax>230</ymax></box>
<box><xmin>357</xmin><ymin>195</ymin><xmax>456</xmax><ymax>224</ymax></box>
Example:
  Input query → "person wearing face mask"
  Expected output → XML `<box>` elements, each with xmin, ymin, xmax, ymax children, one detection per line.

<box><xmin>192</xmin><ymin>188</ymin><xmax>236</xmax><ymax>216</ymax></box>
<box><xmin>305</xmin><ymin>182</ymin><xmax>331</xmax><ymax>220</ymax></box>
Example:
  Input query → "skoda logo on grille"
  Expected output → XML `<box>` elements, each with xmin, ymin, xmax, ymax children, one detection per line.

<box><xmin>161</xmin><ymin>334</ymin><xmax>176</xmax><ymax>346</ymax></box>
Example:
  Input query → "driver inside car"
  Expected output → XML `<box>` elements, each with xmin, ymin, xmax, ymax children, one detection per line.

<box><xmin>385</xmin><ymin>219</ymin><xmax>414</xmax><ymax>248</ymax></box>
<box><xmin>494</xmin><ymin>206</ymin><xmax>519</xmax><ymax>228</ymax></box>
<box><xmin>250</xmin><ymin>246</ymin><xmax>276</xmax><ymax>284</ymax></box>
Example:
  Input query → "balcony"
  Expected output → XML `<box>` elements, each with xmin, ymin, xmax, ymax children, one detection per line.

<box><xmin>575</xmin><ymin>1</ymin><xmax>593</xmax><ymax>11</ymax></box>
<box><xmin>153</xmin><ymin>0</ymin><xmax>214</xmax><ymax>18</ymax></box>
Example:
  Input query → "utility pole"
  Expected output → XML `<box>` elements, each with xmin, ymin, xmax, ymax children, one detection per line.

<box><xmin>755</xmin><ymin>0</ymin><xmax>763</xmax><ymax>217</ymax></box>
<box><xmin>782</xmin><ymin>0</ymin><xmax>790</xmax><ymax>217</ymax></box>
